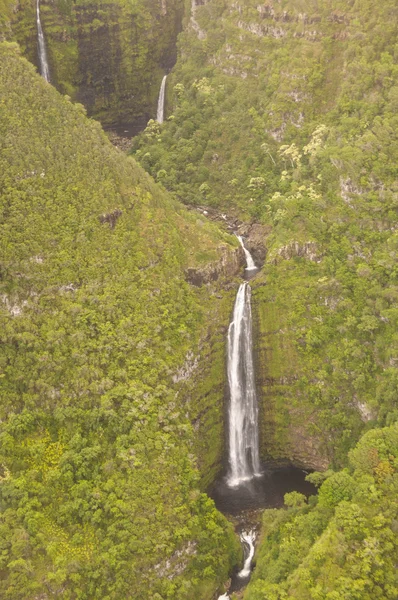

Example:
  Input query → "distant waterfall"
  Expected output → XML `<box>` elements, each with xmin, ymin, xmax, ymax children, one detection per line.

<box><xmin>36</xmin><ymin>0</ymin><xmax>50</xmax><ymax>82</ymax></box>
<box><xmin>226</xmin><ymin>273</ymin><xmax>261</xmax><ymax>487</ymax></box>
<box><xmin>156</xmin><ymin>75</ymin><xmax>167</xmax><ymax>123</ymax></box>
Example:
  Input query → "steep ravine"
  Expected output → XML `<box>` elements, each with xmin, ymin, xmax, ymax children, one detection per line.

<box><xmin>208</xmin><ymin>238</ymin><xmax>318</xmax><ymax>600</ymax></box>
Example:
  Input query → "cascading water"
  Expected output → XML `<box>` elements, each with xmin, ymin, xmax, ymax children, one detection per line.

<box><xmin>237</xmin><ymin>531</ymin><xmax>256</xmax><ymax>578</ymax></box>
<box><xmin>236</xmin><ymin>235</ymin><xmax>257</xmax><ymax>271</ymax></box>
<box><xmin>226</xmin><ymin>242</ymin><xmax>261</xmax><ymax>487</ymax></box>
<box><xmin>36</xmin><ymin>0</ymin><xmax>50</xmax><ymax>82</ymax></box>
<box><xmin>156</xmin><ymin>75</ymin><xmax>167</xmax><ymax>123</ymax></box>
<box><xmin>217</xmin><ymin>531</ymin><xmax>257</xmax><ymax>600</ymax></box>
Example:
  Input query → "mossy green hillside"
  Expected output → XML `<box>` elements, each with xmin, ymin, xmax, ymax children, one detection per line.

<box><xmin>0</xmin><ymin>42</ymin><xmax>242</xmax><ymax>599</ymax></box>
<box><xmin>0</xmin><ymin>0</ymin><xmax>14</xmax><ymax>31</ymax></box>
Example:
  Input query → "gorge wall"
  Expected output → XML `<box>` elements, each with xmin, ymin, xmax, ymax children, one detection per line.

<box><xmin>2</xmin><ymin>0</ymin><xmax>184</xmax><ymax>130</ymax></box>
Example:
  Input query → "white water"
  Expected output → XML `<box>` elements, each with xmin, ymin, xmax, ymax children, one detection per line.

<box><xmin>217</xmin><ymin>530</ymin><xmax>256</xmax><ymax>598</ymax></box>
<box><xmin>237</xmin><ymin>235</ymin><xmax>257</xmax><ymax>271</ymax></box>
<box><xmin>237</xmin><ymin>530</ymin><xmax>256</xmax><ymax>578</ymax></box>
<box><xmin>36</xmin><ymin>0</ymin><xmax>50</xmax><ymax>82</ymax></box>
<box><xmin>226</xmin><ymin>276</ymin><xmax>261</xmax><ymax>487</ymax></box>
<box><xmin>156</xmin><ymin>75</ymin><xmax>167</xmax><ymax>123</ymax></box>
<box><xmin>217</xmin><ymin>239</ymin><xmax>259</xmax><ymax>597</ymax></box>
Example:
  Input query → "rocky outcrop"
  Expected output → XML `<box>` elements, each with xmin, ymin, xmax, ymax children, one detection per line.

<box><xmin>185</xmin><ymin>244</ymin><xmax>245</xmax><ymax>286</ymax></box>
<box><xmin>99</xmin><ymin>208</ymin><xmax>122</xmax><ymax>228</ymax></box>
<box><xmin>190</xmin><ymin>0</ymin><xmax>207</xmax><ymax>40</ymax></box>
<box><xmin>194</xmin><ymin>207</ymin><xmax>269</xmax><ymax>267</ymax></box>
<box><xmin>271</xmin><ymin>240</ymin><xmax>321</xmax><ymax>263</ymax></box>
<box><xmin>154</xmin><ymin>541</ymin><xmax>197</xmax><ymax>579</ymax></box>
<box><xmin>236</xmin><ymin>222</ymin><xmax>270</xmax><ymax>266</ymax></box>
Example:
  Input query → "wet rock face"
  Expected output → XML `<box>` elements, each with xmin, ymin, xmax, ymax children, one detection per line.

<box><xmin>257</xmin><ymin>372</ymin><xmax>330</xmax><ymax>472</ymax></box>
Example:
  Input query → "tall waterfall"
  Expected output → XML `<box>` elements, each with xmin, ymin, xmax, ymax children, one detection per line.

<box><xmin>36</xmin><ymin>0</ymin><xmax>50</xmax><ymax>82</ymax></box>
<box><xmin>226</xmin><ymin>272</ymin><xmax>261</xmax><ymax>487</ymax></box>
<box><xmin>156</xmin><ymin>75</ymin><xmax>167</xmax><ymax>123</ymax></box>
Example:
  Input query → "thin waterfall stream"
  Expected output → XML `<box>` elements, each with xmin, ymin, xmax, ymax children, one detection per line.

<box><xmin>236</xmin><ymin>235</ymin><xmax>257</xmax><ymax>272</ymax></box>
<box><xmin>156</xmin><ymin>75</ymin><xmax>167</xmax><ymax>124</ymax></box>
<box><xmin>36</xmin><ymin>0</ymin><xmax>50</xmax><ymax>82</ymax></box>
<box><xmin>211</xmin><ymin>235</ymin><xmax>316</xmax><ymax>599</ymax></box>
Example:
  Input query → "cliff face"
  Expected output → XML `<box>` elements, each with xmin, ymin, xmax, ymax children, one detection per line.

<box><xmin>253</xmin><ymin>281</ymin><xmax>330</xmax><ymax>471</ymax></box>
<box><xmin>5</xmin><ymin>0</ymin><xmax>184</xmax><ymax>130</ymax></box>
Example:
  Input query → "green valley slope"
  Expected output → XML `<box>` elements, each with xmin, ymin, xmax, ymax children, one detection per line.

<box><xmin>0</xmin><ymin>42</ymin><xmax>241</xmax><ymax>599</ymax></box>
<box><xmin>245</xmin><ymin>424</ymin><xmax>398</xmax><ymax>600</ymax></box>
<box><xmin>130</xmin><ymin>1</ymin><xmax>398</xmax><ymax>596</ymax></box>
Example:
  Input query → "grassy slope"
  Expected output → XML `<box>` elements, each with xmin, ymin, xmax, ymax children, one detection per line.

<box><xmin>0</xmin><ymin>43</ymin><xmax>241</xmax><ymax>599</ymax></box>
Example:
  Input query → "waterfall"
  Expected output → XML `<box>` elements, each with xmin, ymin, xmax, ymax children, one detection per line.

<box><xmin>156</xmin><ymin>75</ymin><xmax>167</xmax><ymax>123</ymax></box>
<box><xmin>217</xmin><ymin>238</ymin><xmax>260</xmax><ymax>599</ymax></box>
<box><xmin>226</xmin><ymin>277</ymin><xmax>261</xmax><ymax>487</ymax></box>
<box><xmin>237</xmin><ymin>235</ymin><xmax>257</xmax><ymax>271</ymax></box>
<box><xmin>237</xmin><ymin>531</ymin><xmax>256</xmax><ymax>578</ymax></box>
<box><xmin>217</xmin><ymin>531</ymin><xmax>256</xmax><ymax>598</ymax></box>
<box><xmin>36</xmin><ymin>0</ymin><xmax>50</xmax><ymax>82</ymax></box>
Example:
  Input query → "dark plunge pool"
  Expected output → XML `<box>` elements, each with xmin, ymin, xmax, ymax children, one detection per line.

<box><xmin>209</xmin><ymin>465</ymin><xmax>316</xmax><ymax>515</ymax></box>
<box><xmin>209</xmin><ymin>466</ymin><xmax>317</xmax><ymax>596</ymax></box>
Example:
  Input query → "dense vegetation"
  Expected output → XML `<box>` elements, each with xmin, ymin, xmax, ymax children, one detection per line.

<box><xmin>132</xmin><ymin>0</ymin><xmax>398</xmax><ymax>467</ymax></box>
<box><xmin>0</xmin><ymin>0</ymin><xmax>184</xmax><ymax>129</ymax></box>
<box><xmin>1</xmin><ymin>0</ymin><xmax>398</xmax><ymax>597</ymax></box>
<box><xmin>129</xmin><ymin>0</ymin><xmax>398</xmax><ymax>595</ymax></box>
<box><xmin>245</xmin><ymin>424</ymin><xmax>398</xmax><ymax>600</ymax></box>
<box><xmin>0</xmin><ymin>43</ymin><xmax>242</xmax><ymax>599</ymax></box>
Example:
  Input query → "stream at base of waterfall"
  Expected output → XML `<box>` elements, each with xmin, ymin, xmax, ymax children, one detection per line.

<box><xmin>212</xmin><ymin>236</ymin><xmax>316</xmax><ymax>599</ymax></box>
